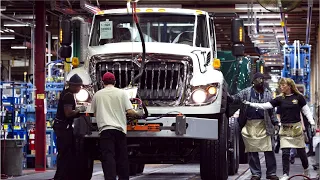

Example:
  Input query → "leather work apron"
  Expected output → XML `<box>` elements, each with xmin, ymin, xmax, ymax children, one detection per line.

<box><xmin>279</xmin><ymin>122</ymin><xmax>305</xmax><ymax>149</ymax></box>
<box><xmin>241</xmin><ymin>119</ymin><xmax>272</xmax><ymax>152</ymax></box>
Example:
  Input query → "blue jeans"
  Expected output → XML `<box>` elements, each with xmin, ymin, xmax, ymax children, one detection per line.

<box><xmin>248</xmin><ymin>151</ymin><xmax>277</xmax><ymax>177</ymax></box>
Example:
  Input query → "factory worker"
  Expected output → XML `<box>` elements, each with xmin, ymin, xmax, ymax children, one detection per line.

<box><xmin>90</xmin><ymin>72</ymin><xmax>142</xmax><ymax>180</ymax></box>
<box><xmin>229</xmin><ymin>72</ymin><xmax>279</xmax><ymax>180</ymax></box>
<box><xmin>244</xmin><ymin>77</ymin><xmax>316</xmax><ymax>180</ymax></box>
<box><xmin>52</xmin><ymin>74</ymin><xmax>86</xmax><ymax>180</ymax></box>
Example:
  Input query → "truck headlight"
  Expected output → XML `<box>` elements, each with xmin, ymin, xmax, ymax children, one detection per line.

<box><xmin>192</xmin><ymin>89</ymin><xmax>207</xmax><ymax>103</ymax></box>
<box><xmin>187</xmin><ymin>83</ymin><xmax>219</xmax><ymax>105</ymax></box>
<box><xmin>76</xmin><ymin>89</ymin><xmax>89</xmax><ymax>102</ymax></box>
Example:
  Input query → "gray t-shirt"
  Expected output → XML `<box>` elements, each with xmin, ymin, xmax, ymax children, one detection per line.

<box><xmin>90</xmin><ymin>86</ymin><xmax>133</xmax><ymax>134</ymax></box>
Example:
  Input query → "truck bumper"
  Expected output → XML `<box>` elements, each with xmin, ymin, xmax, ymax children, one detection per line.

<box><xmin>127</xmin><ymin>117</ymin><xmax>218</xmax><ymax>140</ymax></box>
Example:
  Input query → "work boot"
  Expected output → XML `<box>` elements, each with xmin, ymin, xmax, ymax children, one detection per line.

<box><xmin>250</xmin><ymin>175</ymin><xmax>261</xmax><ymax>180</ymax></box>
<box><xmin>266</xmin><ymin>175</ymin><xmax>279</xmax><ymax>180</ymax></box>
<box><xmin>279</xmin><ymin>174</ymin><xmax>289</xmax><ymax>180</ymax></box>
<box><xmin>303</xmin><ymin>168</ymin><xmax>310</xmax><ymax>179</ymax></box>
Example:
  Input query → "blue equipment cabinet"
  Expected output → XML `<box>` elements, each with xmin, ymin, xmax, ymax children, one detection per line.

<box><xmin>282</xmin><ymin>40</ymin><xmax>311</xmax><ymax>101</ymax></box>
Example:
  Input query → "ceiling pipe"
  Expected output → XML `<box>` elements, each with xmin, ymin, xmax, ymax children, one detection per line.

<box><xmin>80</xmin><ymin>0</ymin><xmax>101</xmax><ymax>14</ymax></box>
<box><xmin>305</xmin><ymin>0</ymin><xmax>313</xmax><ymax>45</ymax></box>
<box><xmin>50</xmin><ymin>0</ymin><xmax>78</xmax><ymax>15</ymax></box>
<box><xmin>0</xmin><ymin>13</ymin><xmax>34</xmax><ymax>28</ymax></box>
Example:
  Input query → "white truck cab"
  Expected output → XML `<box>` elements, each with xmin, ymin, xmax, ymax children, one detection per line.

<box><xmin>61</xmin><ymin>7</ymin><xmax>245</xmax><ymax>180</ymax></box>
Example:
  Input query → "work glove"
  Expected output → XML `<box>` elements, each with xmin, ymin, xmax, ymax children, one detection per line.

<box><xmin>135</xmin><ymin>110</ymin><xmax>145</xmax><ymax>119</ymax></box>
<box><xmin>78</xmin><ymin>106</ymin><xmax>87</xmax><ymax>113</ymax></box>
<box><xmin>242</xmin><ymin>100</ymin><xmax>251</xmax><ymax>105</ymax></box>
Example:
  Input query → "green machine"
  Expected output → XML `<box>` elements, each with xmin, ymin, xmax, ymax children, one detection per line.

<box><xmin>218</xmin><ymin>51</ymin><xmax>252</xmax><ymax>95</ymax></box>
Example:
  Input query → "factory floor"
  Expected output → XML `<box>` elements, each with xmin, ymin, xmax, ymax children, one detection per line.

<box><xmin>3</xmin><ymin>153</ymin><xmax>319</xmax><ymax>180</ymax></box>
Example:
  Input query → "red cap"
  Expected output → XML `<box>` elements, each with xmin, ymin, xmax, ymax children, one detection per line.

<box><xmin>102</xmin><ymin>72</ymin><xmax>116</xmax><ymax>81</ymax></box>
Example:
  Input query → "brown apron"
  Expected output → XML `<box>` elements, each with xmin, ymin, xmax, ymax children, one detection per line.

<box><xmin>279</xmin><ymin>122</ymin><xmax>305</xmax><ymax>149</ymax></box>
<box><xmin>241</xmin><ymin>119</ymin><xmax>272</xmax><ymax>152</ymax></box>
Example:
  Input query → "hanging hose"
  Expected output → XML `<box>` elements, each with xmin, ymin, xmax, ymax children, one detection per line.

<box><xmin>130</xmin><ymin>1</ymin><xmax>146</xmax><ymax>86</ymax></box>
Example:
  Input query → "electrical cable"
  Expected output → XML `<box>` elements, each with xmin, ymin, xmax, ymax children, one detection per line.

<box><xmin>131</xmin><ymin>2</ymin><xmax>146</xmax><ymax>86</ymax></box>
<box><xmin>144</xmin><ymin>111</ymin><xmax>183</xmax><ymax>121</ymax></box>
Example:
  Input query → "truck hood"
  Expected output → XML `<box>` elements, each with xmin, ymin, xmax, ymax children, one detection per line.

<box><xmin>88</xmin><ymin>42</ymin><xmax>194</xmax><ymax>57</ymax></box>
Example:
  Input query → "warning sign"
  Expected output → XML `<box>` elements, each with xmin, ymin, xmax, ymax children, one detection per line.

<box><xmin>100</xmin><ymin>20</ymin><xmax>113</xmax><ymax>39</ymax></box>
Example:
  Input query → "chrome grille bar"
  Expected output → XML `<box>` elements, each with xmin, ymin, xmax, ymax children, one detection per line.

<box><xmin>156</xmin><ymin>64</ymin><xmax>161</xmax><ymax>98</ymax></box>
<box><xmin>175</xmin><ymin>64</ymin><xmax>181</xmax><ymax>97</ymax></box>
<box><xmin>163</xmin><ymin>64</ymin><xmax>168</xmax><ymax>97</ymax></box>
<box><xmin>168</xmin><ymin>63</ymin><xmax>174</xmax><ymax>98</ymax></box>
<box><xmin>151</xmin><ymin>63</ymin><xmax>155</xmax><ymax>98</ymax></box>
<box><xmin>125</xmin><ymin>63</ymin><xmax>128</xmax><ymax>86</ymax></box>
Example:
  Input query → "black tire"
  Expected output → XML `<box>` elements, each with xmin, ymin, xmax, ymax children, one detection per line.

<box><xmin>129</xmin><ymin>163</ymin><xmax>138</xmax><ymax>176</ymax></box>
<box><xmin>136</xmin><ymin>164</ymin><xmax>145</xmax><ymax>174</ymax></box>
<box><xmin>200</xmin><ymin>113</ymin><xmax>228</xmax><ymax>180</ymax></box>
<box><xmin>228</xmin><ymin>117</ymin><xmax>239</xmax><ymax>175</ymax></box>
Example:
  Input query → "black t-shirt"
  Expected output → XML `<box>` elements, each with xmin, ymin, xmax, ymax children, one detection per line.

<box><xmin>270</xmin><ymin>93</ymin><xmax>306</xmax><ymax>123</ymax></box>
<box><xmin>55</xmin><ymin>88</ymin><xmax>76</xmax><ymax>122</ymax></box>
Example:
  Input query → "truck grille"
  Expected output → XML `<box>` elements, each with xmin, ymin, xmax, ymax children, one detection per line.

<box><xmin>96</xmin><ymin>61</ymin><xmax>187</xmax><ymax>101</ymax></box>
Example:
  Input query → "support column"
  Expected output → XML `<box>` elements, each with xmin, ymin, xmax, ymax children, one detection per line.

<box><xmin>34</xmin><ymin>1</ymin><xmax>46</xmax><ymax>171</ymax></box>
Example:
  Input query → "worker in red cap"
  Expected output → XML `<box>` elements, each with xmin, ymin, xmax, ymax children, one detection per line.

<box><xmin>90</xmin><ymin>72</ymin><xmax>142</xmax><ymax>180</ymax></box>
<box><xmin>52</xmin><ymin>74</ymin><xmax>87</xmax><ymax>180</ymax></box>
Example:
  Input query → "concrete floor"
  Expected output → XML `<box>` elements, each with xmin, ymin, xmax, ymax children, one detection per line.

<box><xmin>4</xmin><ymin>153</ymin><xmax>319</xmax><ymax>180</ymax></box>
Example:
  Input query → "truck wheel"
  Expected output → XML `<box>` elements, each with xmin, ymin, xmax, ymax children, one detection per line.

<box><xmin>136</xmin><ymin>164</ymin><xmax>145</xmax><ymax>174</ymax></box>
<box><xmin>129</xmin><ymin>163</ymin><xmax>138</xmax><ymax>176</ymax></box>
<box><xmin>228</xmin><ymin>117</ymin><xmax>239</xmax><ymax>175</ymax></box>
<box><xmin>200</xmin><ymin>113</ymin><xmax>228</xmax><ymax>180</ymax></box>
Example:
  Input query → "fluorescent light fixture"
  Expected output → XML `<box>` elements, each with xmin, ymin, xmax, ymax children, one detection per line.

<box><xmin>0</xmin><ymin>6</ymin><xmax>6</xmax><ymax>11</ymax></box>
<box><xmin>152</xmin><ymin>23</ymin><xmax>194</xmax><ymax>27</ymax></box>
<box><xmin>11</xmin><ymin>46</ymin><xmax>27</xmax><ymax>49</ymax></box>
<box><xmin>244</xmin><ymin>22</ymin><xmax>282</xmax><ymax>26</ymax></box>
<box><xmin>0</xmin><ymin>30</ymin><xmax>3</xmax><ymax>33</ymax></box>
<box><xmin>8</xmin><ymin>29</ymin><xmax>14</xmax><ymax>32</ymax></box>
<box><xmin>4</xmin><ymin>21</ymin><xmax>29</xmax><ymax>27</ymax></box>
<box><xmin>235</xmin><ymin>4</ymin><xmax>278</xmax><ymax>10</ymax></box>
<box><xmin>239</xmin><ymin>14</ymin><xmax>288</xmax><ymax>19</ymax></box>
<box><xmin>52</xmin><ymin>35</ymin><xmax>58</xmax><ymax>40</ymax></box>
<box><xmin>46</xmin><ymin>54</ymin><xmax>53</xmax><ymax>56</ymax></box>
<box><xmin>4</xmin><ymin>21</ymin><xmax>48</xmax><ymax>27</ymax></box>
<box><xmin>276</xmin><ymin>34</ymin><xmax>285</xmax><ymax>38</ymax></box>
<box><xmin>0</xmin><ymin>35</ymin><xmax>15</xmax><ymax>40</ymax></box>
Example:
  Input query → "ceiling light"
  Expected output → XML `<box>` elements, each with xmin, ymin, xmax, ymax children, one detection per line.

<box><xmin>8</xmin><ymin>29</ymin><xmax>14</xmax><ymax>32</ymax></box>
<box><xmin>0</xmin><ymin>30</ymin><xmax>3</xmax><ymax>33</ymax></box>
<box><xmin>4</xmin><ymin>21</ymin><xmax>29</xmax><ymax>27</ymax></box>
<box><xmin>235</xmin><ymin>4</ymin><xmax>278</xmax><ymax>11</ymax></box>
<box><xmin>244</xmin><ymin>22</ymin><xmax>282</xmax><ymax>26</ymax></box>
<box><xmin>0</xmin><ymin>6</ymin><xmax>6</xmax><ymax>11</ymax></box>
<box><xmin>52</xmin><ymin>35</ymin><xmax>58</xmax><ymax>40</ymax></box>
<box><xmin>11</xmin><ymin>46</ymin><xmax>27</xmax><ymax>49</ymax></box>
<box><xmin>1</xmin><ymin>35</ymin><xmax>15</xmax><ymax>40</ymax></box>
<box><xmin>239</xmin><ymin>14</ymin><xmax>288</xmax><ymax>19</ymax></box>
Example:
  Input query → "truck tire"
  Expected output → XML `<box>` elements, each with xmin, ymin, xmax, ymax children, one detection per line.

<box><xmin>129</xmin><ymin>163</ymin><xmax>138</xmax><ymax>176</ymax></box>
<box><xmin>228</xmin><ymin>117</ymin><xmax>239</xmax><ymax>175</ymax></box>
<box><xmin>200</xmin><ymin>113</ymin><xmax>228</xmax><ymax>180</ymax></box>
<box><xmin>136</xmin><ymin>164</ymin><xmax>145</xmax><ymax>174</ymax></box>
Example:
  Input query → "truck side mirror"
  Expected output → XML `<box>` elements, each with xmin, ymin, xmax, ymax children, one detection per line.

<box><xmin>59</xmin><ymin>19</ymin><xmax>72</xmax><ymax>58</ymax></box>
<box><xmin>59</xmin><ymin>45</ymin><xmax>72</xmax><ymax>58</ymax></box>
<box><xmin>231</xmin><ymin>18</ymin><xmax>245</xmax><ymax>57</ymax></box>
<box><xmin>231</xmin><ymin>18</ymin><xmax>245</xmax><ymax>44</ymax></box>
<box><xmin>60</xmin><ymin>19</ymin><xmax>72</xmax><ymax>46</ymax></box>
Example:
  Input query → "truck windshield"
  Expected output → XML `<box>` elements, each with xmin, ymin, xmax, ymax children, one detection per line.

<box><xmin>89</xmin><ymin>13</ymin><xmax>196</xmax><ymax>46</ymax></box>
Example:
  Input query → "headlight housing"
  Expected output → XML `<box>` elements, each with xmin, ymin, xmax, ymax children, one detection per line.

<box><xmin>186</xmin><ymin>83</ymin><xmax>220</xmax><ymax>106</ymax></box>
<box><xmin>75</xmin><ymin>89</ymin><xmax>90</xmax><ymax>102</ymax></box>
